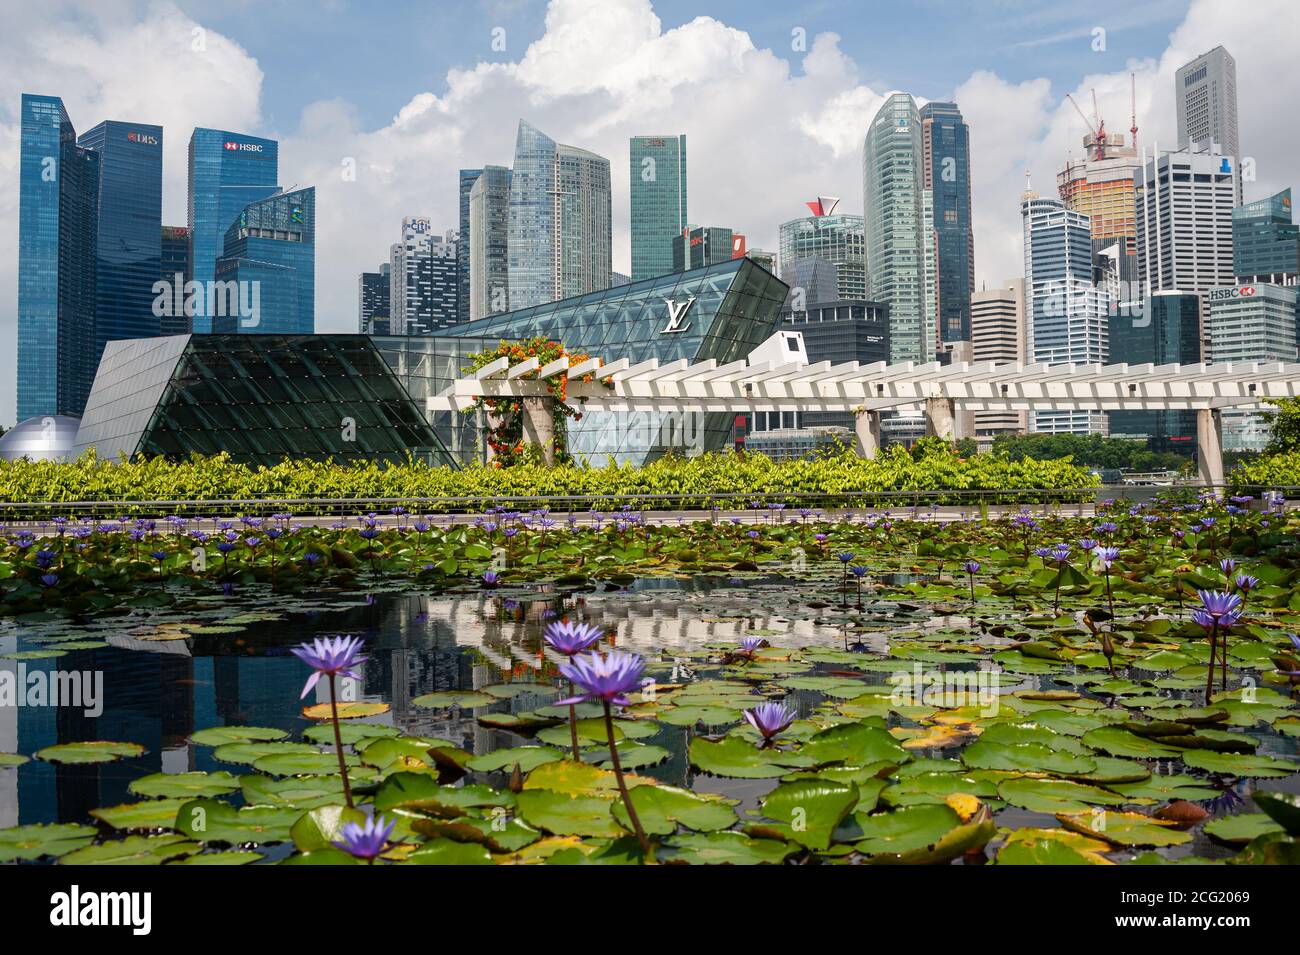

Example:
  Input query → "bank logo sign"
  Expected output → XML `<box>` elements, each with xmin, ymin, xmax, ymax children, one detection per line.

<box><xmin>661</xmin><ymin>296</ymin><xmax>696</xmax><ymax>334</ymax></box>
<box><xmin>224</xmin><ymin>141</ymin><xmax>264</xmax><ymax>153</ymax></box>
<box><xmin>126</xmin><ymin>131</ymin><xmax>158</xmax><ymax>146</ymax></box>
<box><xmin>1208</xmin><ymin>285</ymin><xmax>1257</xmax><ymax>301</ymax></box>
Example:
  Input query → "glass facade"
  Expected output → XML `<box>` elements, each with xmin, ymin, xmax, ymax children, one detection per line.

<box><xmin>1233</xmin><ymin>188</ymin><xmax>1299</xmax><ymax>282</ymax></box>
<box><xmin>508</xmin><ymin>121</ymin><xmax>611</xmax><ymax>308</ymax></box>
<box><xmin>375</xmin><ymin>257</ymin><xmax>789</xmax><ymax>465</ymax></box>
<box><xmin>457</xmin><ymin>168</ymin><xmax>482</xmax><ymax>323</ymax></box>
<box><xmin>919</xmin><ymin>102</ymin><xmax>974</xmax><ymax>344</ymax></box>
<box><xmin>468</xmin><ymin>166</ymin><xmax>512</xmax><ymax>321</ymax></box>
<box><xmin>214</xmin><ymin>187</ymin><xmax>315</xmax><ymax>334</ymax></box>
<box><xmin>77</xmin><ymin>120</ymin><xmax>163</xmax><ymax>373</ymax></box>
<box><xmin>1108</xmin><ymin>292</ymin><xmax>1201</xmax><ymax>451</ymax></box>
<box><xmin>17</xmin><ymin>94</ymin><xmax>100</xmax><ymax>419</ymax></box>
<box><xmin>358</xmin><ymin>265</ymin><xmax>391</xmax><ymax>334</ymax></box>
<box><xmin>777</xmin><ymin>214</ymin><xmax>866</xmax><ymax>302</ymax></box>
<box><xmin>187</xmin><ymin>128</ymin><xmax>279</xmax><ymax>333</ymax></box>
<box><xmin>863</xmin><ymin>93</ymin><xmax>936</xmax><ymax>363</ymax></box>
<box><xmin>673</xmin><ymin>226</ymin><xmax>733</xmax><ymax>271</ymax></box>
<box><xmin>73</xmin><ymin>334</ymin><xmax>450</xmax><ymax>467</ymax></box>
<box><xmin>629</xmin><ymin>134</ymin><xmax>687</xmax><ymax>281</ymax></box>
<box><xmin>160</xmin><ymin>226</ymin><xmax>191</xmax><ymax>336</ymax></box>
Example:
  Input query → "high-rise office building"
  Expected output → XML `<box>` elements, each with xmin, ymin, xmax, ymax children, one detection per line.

<box><xmin>970</xmin><ymin>278</ymin><xmax>1027</xmax><ymax>442</ymax></box>
<box><xmin>468</xmin><ymin>166</ymin><xmax>512</xmax><ymax>321</ymax></box>
<box><xmin>160</xmin><ymin>226</ymin><xmax>191</xmax><ymax>336</ymax></box>
<box><xmin>778</xmin><ymin>212</ymin><xmax>866</xmax><ymax>302</ymax></box>
<box><xmin>457</xmin><ymin>168</ymin><xmax>483</xmax><ymax>323</ymax></box>
<box><xmin>919</xmin><ymin>101</ymin><xmax>974</xmax><ymax>344</ymax></box>
<box><xmin>630</xmin><ymin>134</ymin><xmax>688</xmax><ymax>281</ymax></box>
<box><xmin>1136</xmin><ymin>142</ymin><xmax>1238</xmax><ymax>294</ymax></box>
<box><xmin>1207</xmin><ymin>282</ymin><xmax>1299</xmax><ymax>451</ymax></box>
<box><xmin>390</xmin><ymin>218</ymin><xmax>458</xmax><ymax>335</ymax></box>
<box><xmin>1022</xmin><ymin>192</ymin><xmax>1108</xmax><ymax>434</ymax></box>
<box><xmin>673</xmin><ymin>226</ymin><xmax>734</xmax><ymax>271</ymax></box>
<box><xmin>1176</xmin><ymin>46</ymin><xmax>1239</xmax><ymax>159</ymax></box>
<box><xmin>1234</xmin><ymin>189</ymin><xmax>1299</xmax><ymax>285</ymax></box>
<box><xmin>213</xmin><ymin>186</ymin><xmax>315</xmax><ymax>334</ymax></box>
<box><xmin>864</xmin><ymin>93</ymin><xmax>937</xmax><ymax>363</ymax></box>
<box><xmin>507</xmin><ymin>120</ymin><xmax>611</xmax><ymax>309</ymax></box>
<box><xmin>187</xmin><ymin>128</ymin><xmax>279</xmax><ymax>332</ymax></box>
<box><xmin>78</xmin><ymin>120</ymin><xmax>164</xmax><ymax>365</ymax></box>
<box><xmin>17</xmin><ymin>94</ymin><xmax>101</xmax><ymax>420</ymax></box>
<box><xmin>781</xmin><ymin>256</ymin><xmax>839</xmax><ymax>309</ymax></box>
<box><xmin>359</xmin><ymin>264</ymin><xmax>391</xmax><ymax>335</ymax></box>
<box><xmin>1109</xmin><ymin>291</ymin><xmax>1201</xmax><ymax>451</ymax></box>
<box><xmin>1057</xmin><ymin>134</ymin><xmax>1142</xmax><ymax>261</ymax></box>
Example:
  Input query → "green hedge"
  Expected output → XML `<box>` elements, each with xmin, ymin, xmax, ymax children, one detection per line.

<box><xmin>0</xmin><ymin>446</ymin><xmax>1098</xmax><ymax>509</ymax></box>
<box><xmin>1229</xmin><ymin>452</ymin><xmax>1300</xmax><ymax>491</ymax></box>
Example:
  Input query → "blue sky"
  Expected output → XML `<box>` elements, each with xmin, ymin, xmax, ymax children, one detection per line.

<box><xmin>173</xmin><ymin>0</ymin><xmax>1192</xmax><ymax>136</ymax></box>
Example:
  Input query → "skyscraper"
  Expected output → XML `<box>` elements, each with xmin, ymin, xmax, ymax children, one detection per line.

<box><xmin>1234</xmin><ymin>189</ymin><xmax>1300</xmax><ymax>285</ymax></box>
<box><xmin>919</xmin><ymin>101</ymin><xmax>974</xmax><ymax>344</ymax></box>
<box><xmin>468</xmin><ymin>166</ymin><xmax>512</xmax><ymax>321</ymax></box>
<box><xmin>508</xmin><ymin>120</ymin><xmax>611</xmax><ymax>309</ymax></box>
<box><xmin>78</xmin><ymin>120</ymin><xmax>164</xmax><ymax>364</ymax></box>
<box><xmin>777</xmin><ymin>212</ymin><xmax>866</xmax><ymax>301</ymax></box>
<box><xmin>187</xmin><ymin>128</ymin><xmax>279</xmax><ymax>332</ymax></box>
<box><xmin>390</xmin><ymin>218</ymin><xmax>458</xmax><ymax>334</ymax></box>
<box><xmin>160</xmin><ymin>226</ymin><xmax>191</xmax><ymax>336</ymax></box>
<box><xmin>17</xmin><ymin>94</ymin><xmax>100</xmax><ymax>419</ymax></box>
<box><xmin>1176</xmin><ymin>46</ymin><xmax>1239</xmax><ymax>158</ymax></box>
<box><xmin>630</xmin><ymin>134</ymin><xmax>687</xmax><ymax>281</ymax></box>
<box><xmin>673</xmin><ymin>226</ymin><xmax>734</xmax><ymax>271</ymax></box>
<box><xmin>457</xmin><ymin>168</ymin><xmax>483</xmax><ymax>323</ymax></box>
<box><xmin>863</xmin><ymin>93</ymin><xmax>937</xmax><ymax>363</ymax></box>
<box><xmin>359</xmin><ymin>264</ymin><xmax>391</xmax><ymax>335</ymax></box>
<box><xmin>1108</xmin><ymin>290</ymin><xmax>1201</xmax><ymax>450</ymax></box>
<box><xmin>970</xmin><ymin>278</ymin><xmax>1027</xmax><ymax>443</ymax></box>
<box><xmin>213</xmin><ymin>187</ymin><xmax>315</xmax><ymax>334</ymax></box>
<box><xmin>1022</xmin><ymin>192</ymin><xmax>1108</xmax><ymax>434</ymax></box>
<box><xmin>1207</xmin><ymin>283</ymin><xmax>1299</xmax><ymax>451</ymax></box>
<box><xmin>1136</xmin><ymin>142</ymin><xmax>1238</xmax><ymax>294</ymax></box>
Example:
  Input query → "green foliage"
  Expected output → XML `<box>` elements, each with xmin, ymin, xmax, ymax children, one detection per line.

<box><xmin>990</xmin><ymin>432</ymin><xmax>1192</xmax><ymax>473</ymax></box>
<box><xmin>1260</xmin><ymin>397</ymin><xmax>1300</xmax><ymax>456</ymax></box>
<box><xmin>1230</xmin><ymin>450</ymin><xmax>1300</xmax><ymax>489</ymax></box>
<box><xmin>0</xmin><ymin>445</ymin><xmax>1098</xmax><ymax>509</ymax></box>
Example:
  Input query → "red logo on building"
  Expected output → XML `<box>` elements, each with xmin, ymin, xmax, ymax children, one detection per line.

<box><xmin>805</xmin><ymin>196</ymin><xmax>841</xmax><ymax>217</ymax></box>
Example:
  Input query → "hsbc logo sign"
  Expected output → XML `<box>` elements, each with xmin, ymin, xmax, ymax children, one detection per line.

<box><xmin>224</xmin><ymin>141</ymin><xmax>264</xmax><ymax>153</ymax></box>
<box><xmin>127</xmin><ymin>131</ymin><xmax>158</xmax><ymax>146</ymax></box>
<box><xmin>1208</xmin><ymin>286</ymin><xmax>1257</xmax><ymax>302</ymax></box>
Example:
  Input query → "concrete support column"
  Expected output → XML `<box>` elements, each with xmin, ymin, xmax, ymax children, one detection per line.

<box><xmin>924</xmin><ymin>396</ymin><xmax>958</xmax><ymax>440</ymax></box>
<box><xmin>520</xmin><ymin>396</ymin><xmax>557</xmax><ymax>466</ymax></box>
<box><xmin>1197</xmin><ymin>408</ymin><xmax>1224</xmax><ymax>487</ymax></box>
<box><xmin>854</xmin><ymin>409</ymin><xmax>881</xmax><ymax>458</ymax></box>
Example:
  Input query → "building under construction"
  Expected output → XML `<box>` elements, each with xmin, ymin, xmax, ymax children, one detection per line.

<box><xmin>1056</xmin><ymin>80</ymin><xmax>1143</xmax><ymax>259</ymax></box>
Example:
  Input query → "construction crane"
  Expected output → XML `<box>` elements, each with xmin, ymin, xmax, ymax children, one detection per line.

<box><xmin>1065</xmin><ymin>90</ymin><xmax>1107</xmax><ymax>161</ymax></box>
<box><xmin>1129</xmin><ymin>72</ymin><xmax>1139</xmax><ymax>152</ymax></box>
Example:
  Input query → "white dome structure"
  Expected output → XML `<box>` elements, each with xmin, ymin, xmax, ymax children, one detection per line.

<box><xmin>0</xmin><ymin>415</ymin><xmax>82</xmax><ymax>462</ymax></box>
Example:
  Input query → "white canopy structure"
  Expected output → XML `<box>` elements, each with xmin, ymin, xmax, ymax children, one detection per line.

<box><xmin>428</xmin><ymin>332</ymin><xmax>1300</xmax><ymax>485</ymax></box>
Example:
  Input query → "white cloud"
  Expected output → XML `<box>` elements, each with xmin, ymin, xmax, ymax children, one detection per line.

<box><xmin>1</xmin><ymin>0</ymin><xmax>1298</xmax><ymax>429</ymax></box>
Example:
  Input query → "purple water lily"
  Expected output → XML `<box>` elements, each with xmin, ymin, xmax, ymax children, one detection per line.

<box><xmin>557</xmin><ymin>651</ymin><xmax>646</xmax><ymax>707</ymax></box>
<box><xmin>291</xmin><ymin>636</ymin><xmax>367</xmax><ymax>699</ymax></box>
<box><xmin>543</xmin><ymin>619</ymin><xmax>604</xmax><ymax>657</ymax></box>
<box><xmin>333</xmin><ymin>812</ymin><xmax>396</xmax><ymax>862</ymax></box>
<box><xmin>743</xmin><ymin>701</ymin><xmax>797</xmax><ymax>741</ymax></box>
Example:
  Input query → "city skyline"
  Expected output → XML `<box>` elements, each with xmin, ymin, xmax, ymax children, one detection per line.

<box><xmin>1</xmin><ymin>0</ymin><xmax>1298</xmax><ymax>425</ymax></box>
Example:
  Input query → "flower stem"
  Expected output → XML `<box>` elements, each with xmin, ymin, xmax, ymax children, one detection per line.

<box><xmin>603</xmin><ymin>700</ymin><xmax>650</xmax><ymax>857</ymax></box>
<box><xmin>327</xmin><ymin>673</ymin><xmax>354</xmax><ymax>809</ymax></box>
<box><xmin>567</xmin><ymin>679</ymin><xmax>580</xmax><ymax>761</ymax></box>
<box><xmin>1205</xmin><ymin>623</ymin><xmax>1218</xmax><ymax>705</ymax></box>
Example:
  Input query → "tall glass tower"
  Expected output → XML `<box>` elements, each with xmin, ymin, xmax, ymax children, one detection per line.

<box><xmin>777</xmin><ymin>213</ymin><xmax>866</xmax><ymax>301</ymax></box>
<box><xmin>629</xmin><ymin>134</ymin><xmax>687</xmax><ymax>281</ymax></box>
<box><xmin>469</xmin><ymin>166</ymin><xmax>512</xmax><ymax>320</ymax></box>
<box><xmin>1233</xmin><ymin>189</ymin><xmax>1299</xmax><ymax>283</ymax></box>
<box><xmin>457</xmin><ymin>168</ymin><xmax>483</xmax><ymax>323</ymax></box>
<box><xmin>919</xmin><ymin>102</ymin><xmax>973</xmax><ymax>344</ymax></box>
<box><xmin>508</xmin><ymin>120</ymin><xmax>611</xmax><ymax>309</ymax></box>
<box><xmin>78</xmin><ymin>121</ymin><xmax>163</xmax><ymax>366</ymax></box>
<box><xmin>17</xmin><ymin>93</ymin><xmax>101</xmax><ymax>419</ymax></box>
<box><xmin>863</xmin><ymin>93</ymin><xmax>936</xmax><ymax>363</ymax></box>
<box><xmin>213</xmin><ymin>187</ymin><xmax>315</xmax><ymax>334</ymax></box>
<box><xmin>187</xmin><ymin>128</ymin><xmax>279</xmax><ymax>332</ymax></box>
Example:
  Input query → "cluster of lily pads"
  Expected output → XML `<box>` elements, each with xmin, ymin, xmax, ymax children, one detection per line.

<box><xmin>2</xmin><ymin>488</ymin><xmax>1300</xmax><ymax>864</ymax></box>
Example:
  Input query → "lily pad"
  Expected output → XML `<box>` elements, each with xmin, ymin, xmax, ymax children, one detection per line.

<box><xmin>0</xmin><ymin>823</ymin><xmax>96</xmax><ymax>862</ymax></box>
<box><xmin>35</xmin><ymin>740</ymin><xmax>145</xmax><ymax>764</ymax></box>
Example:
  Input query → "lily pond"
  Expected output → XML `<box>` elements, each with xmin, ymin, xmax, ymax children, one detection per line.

<box><xmin>2</xmin><ymin>496</ymin><xmax>1300</xmax><ymax>865</ymax></box>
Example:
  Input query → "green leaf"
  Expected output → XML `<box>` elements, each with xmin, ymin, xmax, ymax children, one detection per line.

<box><xmin>758</xmin><ymin>779</ymin><xmax>859</xmax><ymax>850</ymax></box>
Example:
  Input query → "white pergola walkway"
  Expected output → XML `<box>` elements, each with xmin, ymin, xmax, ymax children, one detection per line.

<box><xmin>429</xmin><ymin>335</ymin><xmax>1300</xmax><ymax>484</ymax></box>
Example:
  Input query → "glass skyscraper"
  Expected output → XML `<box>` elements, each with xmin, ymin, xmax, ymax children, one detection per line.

<box><xmin>78</xmin><ymin>120</ymin><xmax>163</xmax><ymax>367</ymax></box>
<box><xmin>17</xmin><ymin>93</ymin><xmax>100</xmax><ymax>420</ymax></box>
<box><xmin>187</xmin><ymin>128</ymin><xmax>279</xmax><ymax>332</ymax></box>
<box><xmin>863</xmin><ymin>93</ymin><xmax>936</xmax><ymax>363</ymax></box>
<box><xmin>508</xmin><ymin>120</ymin><xmax>611</xmax><ymax>309</ymax></box>
<box><xmin>160</xmin><ymin>226</ymin><xmax>191</xmax><ymax>336</ymax></box>
<box><xmin>673</xmin><ymin>226</ymin><xmax>734</xmax><ymax>271</ymax></box>
<box><xmin>629</xmin><ymin>134</ymin><xmax>687</xmax><ymax>281</ymax></box>
<box><xmin>457</xmin><ymin>168</ymin><xmax>482</xmax><ymax>323</ymax></box>
<box><xmin>1233</xmin><ymin>189</ymin><xmax>1299</xmax><ymax>283</ymax></box>
<box><xmin>468</xmin><ymin>166</ymin><xmax>512</xmax><ymax>321</ymax></box>
<box><xmin>919</xmin><ymin>102</ymin><xmax>973</xmax><ymax>344</ymax></box>
<box><xmin>777</xmin><ymin>214</ymin><xmax>866</xmax><ymax>301</ymax></box>
<box><xmin>213</xmin><ymin>187</ymin><xmax>315</xmax><ymax>334</ymax></box>
<box><xmin>1108</xmin><ymin>291</ymin><xmax>1201</xmax><ymax>450</ymax></box>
